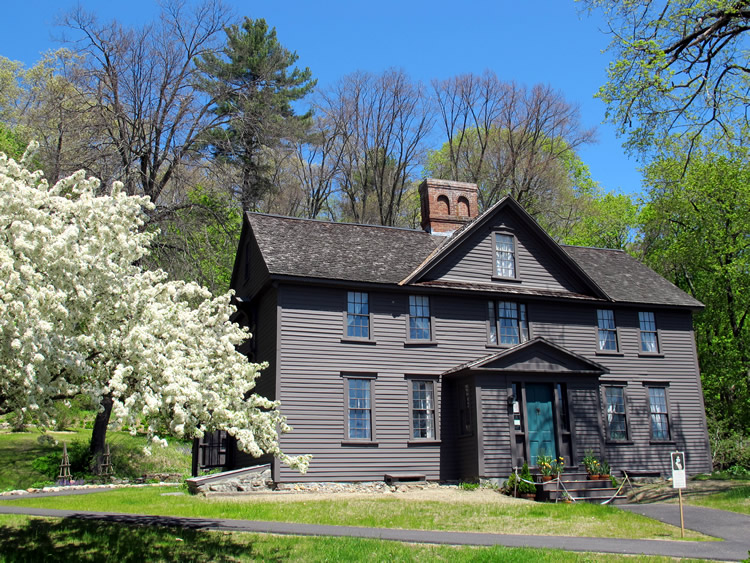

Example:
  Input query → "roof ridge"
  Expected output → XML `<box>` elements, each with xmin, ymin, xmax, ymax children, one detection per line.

<box><xmin>562</xmin><ymin>244</ymin><xmax>626</xmax><ymax>253</ymax></box>
<box><xmin>248</xmin><ymin>212</ymin><xmax>433</xmax><ymax>234</ymax></box>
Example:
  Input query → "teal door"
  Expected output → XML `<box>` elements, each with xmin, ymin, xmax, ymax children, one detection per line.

<box><xmin>526</xmin><ymin>383</ymin><xmax>557</xmax><ymax>465</ymax></box>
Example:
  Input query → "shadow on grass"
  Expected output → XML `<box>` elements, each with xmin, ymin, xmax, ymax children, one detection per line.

<box><xmin>0</xmin><ymin>517</ymin><xmax>291</xmax><ymax>562</ymax></box>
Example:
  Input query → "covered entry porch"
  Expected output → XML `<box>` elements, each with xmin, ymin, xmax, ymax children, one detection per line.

<box><xmin>442</xmin><ymin>338</ymin><xmax>608</xmax><ymax>480</ymax></box>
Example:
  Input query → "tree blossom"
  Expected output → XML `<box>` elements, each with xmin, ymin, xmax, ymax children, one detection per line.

<box><xmin>0</xmin><ymin>145</ymin><xmax>309</xmax><ymax>472</ymax></box>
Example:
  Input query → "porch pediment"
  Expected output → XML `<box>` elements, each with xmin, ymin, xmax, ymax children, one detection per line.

<box><xmin>444</xmin><ymin>337</ymin><xmax>609</xmax><ymax>376</ymax></box>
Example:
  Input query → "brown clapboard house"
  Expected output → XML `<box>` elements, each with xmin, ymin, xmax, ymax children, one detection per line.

<box><xmin>194</xmin><ymin>178</ymin><xmax>711</xmax><ymax>483</ymax></box>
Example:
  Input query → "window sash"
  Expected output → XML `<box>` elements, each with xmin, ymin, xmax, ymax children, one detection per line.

<box><xmin>347</xmin><ymin>292</ymin><xmax>369</xmax><ymax>338</ymax></box>
<box><xmin>411</xmin><ymin>380</ymin><xmax>436</xmax><ymax>439</ymax></box>
<box><xmin>490</xmin><ymin>301</ymin><xmax>529</xmax><ymax>345</ymax></box>
<box><xmin>597</xmin><ymin>309</ymin><xmax>617</xmax><ymax>351</ymax></box>
<box><xmin>347</xmin><ymin>378</ymin><xmax>372</xmax><ymax>440</ymax></box>
<box><xmin>648</xmin><ymin>387</ymin><xmax>670</xmax><ymax>440</ymax></box>
<box><xmin>605</xmin><ymin>386</ymin><xmax>627</xmax><ymax>440</ymax></box>
<box><xmin>639</xmin><ymin>312</ymin><xmax>659</xmax><ymax>353</ymax></box>
<box><xmin>409</xmin><ymin>295</ymin><xmax>431</xmax><ymax>340</ymax></box>
<box><xmin>495</xmin><ymin>233</ymin><xmax>516</xmax><ymax>277</ymax></box>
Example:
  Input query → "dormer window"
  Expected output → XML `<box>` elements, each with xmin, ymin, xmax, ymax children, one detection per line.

<box><xmin>494</xmin><ymin>233</ymin><xmax>517</xmax><ymax>278</ymax></box>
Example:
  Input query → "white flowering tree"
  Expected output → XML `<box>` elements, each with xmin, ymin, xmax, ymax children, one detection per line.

<box><xmin>0</xmin><ymin>146</ymin><xmax>309</xmax><ymax>472</ymax></box>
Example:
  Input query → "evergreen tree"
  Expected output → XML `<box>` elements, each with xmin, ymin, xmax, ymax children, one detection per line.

<box><xmin>198</xmin><ymin>17</ymin><xmax>316</xmax><ymax>212</ymax></box>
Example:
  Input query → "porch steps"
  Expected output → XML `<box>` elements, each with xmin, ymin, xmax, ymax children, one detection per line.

<box><xmin>533</xmin><ymin>471</ymin><xmax>628</xmax><ymax>505</ymax></box>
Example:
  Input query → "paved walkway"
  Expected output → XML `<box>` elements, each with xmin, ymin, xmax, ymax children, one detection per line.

<box><xmin>0</xmin><ymin>497</ymin><xmax>748</xmax><ymax>560</ymax></box>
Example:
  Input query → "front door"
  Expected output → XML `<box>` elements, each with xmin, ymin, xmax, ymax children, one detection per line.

<box><xmin>526</xmin><ymin>383</ymin><xmax>556</xmax><ymax>465</ymax></box>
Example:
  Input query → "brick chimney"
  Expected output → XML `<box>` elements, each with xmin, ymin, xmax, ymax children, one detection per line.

<box><xmin>419</xmin><ymin>178</ymin><xmax>479</xmax><ymax>235</ymax></box>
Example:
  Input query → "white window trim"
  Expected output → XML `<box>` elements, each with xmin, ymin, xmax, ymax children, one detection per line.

<box><xmin>492</xmin><ymin>231</ymin><xmax>520</xmax><ymax>281</ymax></box>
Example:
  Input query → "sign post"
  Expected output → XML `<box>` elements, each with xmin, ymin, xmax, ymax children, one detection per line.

<box><xmin>671</xmin><ymin>451</ymin><xmax>686</xmax><ymax>538</ymax></box>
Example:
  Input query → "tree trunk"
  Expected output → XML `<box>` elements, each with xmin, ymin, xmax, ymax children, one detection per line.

<box><xmin>90</xmin><ymin>395</ymin><xmax>113</xmax><ymax>460</ymax></box>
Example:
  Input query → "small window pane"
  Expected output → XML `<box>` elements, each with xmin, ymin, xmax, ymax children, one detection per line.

<box><xmin>409</xmin><ymin>295</ymin><xmax>431</xmax><ymax>340</ymax></box>
<box><xmin>597</xmin><ymin>309</ymin><xmax>617</xmax><ymax>351</ymax></box>
<box><xmin>495</xmin><ymin>233</ymin><xmax>516</xmax><ymax>277</ymax></box>
<box><xmin>347</xmin><ymin>292</ymin><xmax>369</xmax><ymax>338</ymax></box>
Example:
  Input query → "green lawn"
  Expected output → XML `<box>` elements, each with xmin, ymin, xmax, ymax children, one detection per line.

<box><xmin>685</xmin><ymin>485</ymin><xmax>750</xmax><ymax>515</ymax></box>
<box><xmin>0</xmin><ymin>515</ymin><xmax>715</xmax><ymax>562</ymax></box>
<box><xmin>0</xmin><ymin>430</ymin><xmax>191</xmax><ymax>490</ymax></box>
<box><xmin>0</xmin><ymin>487</ymin><xmax>710</xmax><ymax>541</ymax></box>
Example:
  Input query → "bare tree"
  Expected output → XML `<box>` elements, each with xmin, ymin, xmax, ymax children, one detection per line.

<box><xmin>317</xmin><ymin>69</ymin><xmax>433</xmax><ymax>226</ymax></box>
<box><xmin>430</xmin><ymin>72</ymin><xmax>596</xmax><ymax>220</ymax></box>
<box><xmin>430</xmin><ymin>71</ymin><xmax>509</xmax><ymax>185</ymax></box>
<box><xmin>62</xmin><ymin>0</ymin><xmax>231</xmax><ymax>206</ymax></box>
<box><xmin>292</xmin><ymin>115</ymin><xmax>348</xmax><ymax>219</ymax></box>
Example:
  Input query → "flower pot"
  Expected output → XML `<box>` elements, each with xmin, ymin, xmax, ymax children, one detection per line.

<box><xmin>587</xmin><ymin>474</ymin><xmax>600</xmax><ymax>480</ymax></box>
<box><xmin>541</xmin><ymin>475</ymin><xmax>554</xmax><ymax>482</ymax></box>
<box><xmin>597</xmin><ymin>474</ymin><xmax>611</xmax><ymax>481</ymax></box>
<box><xmin>521</xmin><ymin>493</ymin><xmax>536</xmax><ymax>500</ymax></box>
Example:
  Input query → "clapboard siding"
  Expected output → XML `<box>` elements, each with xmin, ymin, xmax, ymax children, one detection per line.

<box><xmin>234</xmin><ymin>287</ymin><xmax>278</xmax><ymax>469</ymax></box>
<box><xmin>425</xmin><ymin>208</ymin><xmax>590</xmax><ymax>294</ymax></box>
<box><xmin>266</xmin><ymin>283</ymin><xmax>709</xmax><ymax>481</ymax></box>
<box><xmin>478</xmin><ymin>377</ymin><xmax>513</xmax><ymax>477</ymax></box>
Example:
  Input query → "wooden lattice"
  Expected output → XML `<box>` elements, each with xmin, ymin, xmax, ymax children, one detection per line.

<box><xmin>58</xmin><ymin>442</ymin><xmax>72</xmax><ymax>484</ymax></box>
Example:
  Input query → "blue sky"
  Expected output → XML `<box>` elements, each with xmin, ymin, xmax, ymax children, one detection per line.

<box><xmin>2</xmin><ymin>0</ymin><xmax>644</xmax><ymax>196</ymax></box>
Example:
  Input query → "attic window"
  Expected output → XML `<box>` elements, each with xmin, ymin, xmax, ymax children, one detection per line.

<box><xmin>494</xmin><ymin>233</ymin><xmax>517</xmax><ymax>278</ymax></box>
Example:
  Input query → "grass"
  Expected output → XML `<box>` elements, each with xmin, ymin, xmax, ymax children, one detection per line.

<box><xmin>0</xmin><ymin>429</ymin><xmax>191</xmax><ymax>491</ymax></box>
<box><xmin>684</xmin><ymin>485</ymin><xmax>750</xmax><ymax>515</ymax></box>
<box><xmin>0</xmin><ymin>487</ymin><xmax>711</xmax><ymax>541</ymax></box>
<box><xmin>0</xmin><ymin>515</ymin><xmax>716</xmax><ymax>562</ymax></box>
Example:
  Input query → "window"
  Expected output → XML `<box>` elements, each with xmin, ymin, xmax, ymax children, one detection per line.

<box><xmin>511</xmin><ymin>382</ymin><xmax>523</xmax><ymax>431</ymax></box>
<box><xmin>557</xmin><ymin>383</ymin><xmax>570</xmax><ymax>433</ymax></box>
<box><xmin>410</xmin><ymin>379</ymin><xmax>436</xmax><ymax>440</ymax></box>
<box><xmin>345</xmin><ymin>377</ymin><xmax>373</xmax><ymax>440</ymax></box>
<box><xmin>639</xmin><ymin>312</ymin><xmax>659</xmax><ymax>353</ymax></box>
<box><xmin>494</xmin><ymin>233</ymin><xmax>516</xmax><ymax>278</ymax></box>
<box><xmin>459</xmin><ymin>383</ymin><xmax>473</xmax><ymax>436</ymax></box>
<box><xmin>346</xmin><ymin>291</ymin><xmax>369</xmax><ymax>339</ymax></box>
<box><xmin>408</xmin><ymin>295</ymin><xmax>431</xmax><ymax>340</ymax></box>
<box><xmin>648</xmin><ymin>387</ymin><xmax>670</xmax><ymax>440</ymax></box>
<box><xmin>597</xmin><ymin>309</ymin><xmax>618</xmax><ymax>351</ymax></box>
<box><xmin>604</xmin><ymin>386</ymin><xmax>628</xmax><ymax>440</ymax></box>
<box><xmin>488</xmin><ymin>301</ymin><xmax>529</xmax><ymax>345</ymax></box>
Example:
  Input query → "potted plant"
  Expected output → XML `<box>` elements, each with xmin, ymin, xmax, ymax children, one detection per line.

<box><xmin>582</xmin><ymin>450</ymin><xmax>601</xmax><ymax>480</ymax></box>
<box><xmin>551</xmin><ymin>456</ymin><xmax>565</xmax><ymax>476</ymax></box>
<box><xmin>537</xmin><ymin>453</ymin><xmax>554</xmax><ymax>481</ymax></box>
<box><xmin>560</xmin><ymin>490</ymin><xmax>573</xmax><ymax>503</ymax></box>
<box><xmin>598</xmin><ymin>460</ymin><xmax>611</xmax><ymax>480</ymax></box>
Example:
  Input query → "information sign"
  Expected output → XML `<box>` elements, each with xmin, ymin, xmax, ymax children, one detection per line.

<box><xmin>671</xmin><ymin>451</ymin><xmax>686</xmax><ymax>489</ymax></box>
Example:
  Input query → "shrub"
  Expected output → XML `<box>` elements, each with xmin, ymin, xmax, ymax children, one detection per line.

<box><xmin>518</xmin><ymin>462</ymin><xmax>537</xmax><ymax>494</ymax></box>
<box><xmin>31</xmin><ymin>440</ymin><xmax>93</xmax><ymax>481</ymax></box>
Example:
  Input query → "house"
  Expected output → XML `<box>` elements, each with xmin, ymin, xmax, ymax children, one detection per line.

<box><xmin>194</xmin><ymin>178</ymin><xmax>711</xmax><ymax>483</ymax></box>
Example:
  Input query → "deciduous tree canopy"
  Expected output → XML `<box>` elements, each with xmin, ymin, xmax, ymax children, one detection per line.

<box><xmin>583</xmin><ymin>0</ymin><xmax>750</xmax><ymax>152</ymax></box>
<box><xmin>0</xmin><ymin>147</ymin><xmax>308</xmax><ymax>470</ymax></box>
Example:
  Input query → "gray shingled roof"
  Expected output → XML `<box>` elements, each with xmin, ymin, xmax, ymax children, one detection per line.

<box><xmin>562</xmin><ymin>245</ymin><xmax>703</xmax><ymax>308</ymax></box>
<box><xmin>247</xmin><ymin>212</ymin><xmax>702</xmax><ymax>308</ymax></box>
<box><xmin>248</xmin><ymin>213</ymin><xmax>443</xmax><ymax>284</ymax></box>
